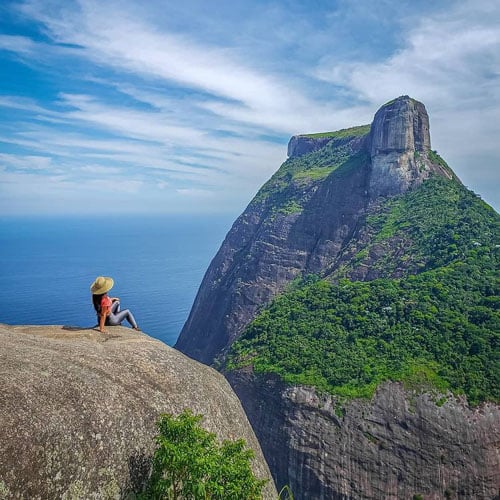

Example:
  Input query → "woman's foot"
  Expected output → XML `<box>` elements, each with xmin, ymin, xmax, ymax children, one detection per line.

<box><xmin>133</xmin><ymin>326</ymin><xmax>141</xmax><ymax>332</ymax></box>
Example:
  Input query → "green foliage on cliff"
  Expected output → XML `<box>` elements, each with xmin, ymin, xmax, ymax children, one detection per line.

<box><xmin>331</xmin><ymin>176</ymin><xmax>497</xmax><ymax>280</ymax></box>
<box><xmin>226</xmin><ymin>178</ymin><xmax>500</xmax><ymax>406</ymax></box>
<box><xmin>142</xmin><ymin>410</ymin><xmax>267</xmax><ymax>499</ymax></box>
<box><xmin>428</xmin><ymin>149</ymin><xmax>450</xmax><ymax>170</ymax></box>
<box><xmin>275</xmin><ymin>200</ymin><xmax>303</xmax><ymax>215</ymax></box>
<box><xmin>302</xmin><ymin>124</ymin><xmax>370</xmax><ymax>139</ymax></box>
<box><xmin>254</xmin><ymin>130</ymin><xmax>370</xmax><ymax>203</ymax></box>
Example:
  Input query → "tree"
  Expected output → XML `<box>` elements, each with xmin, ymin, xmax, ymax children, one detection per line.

<box><xmin>142</xmin><ymin>410</ymin><xmax>267</xmax><ymax>499</ymax></box>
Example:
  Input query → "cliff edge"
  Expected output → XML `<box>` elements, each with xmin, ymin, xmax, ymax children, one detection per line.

<box><xmin>0</xmin><ymin>324</ymin><xmax>276</xmax><ymax>499</ymax></box>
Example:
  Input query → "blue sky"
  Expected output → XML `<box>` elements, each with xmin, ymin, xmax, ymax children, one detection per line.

<box><xmin>1</xmin><ymin>0</ymin><xmax>499</xmax><ymax>216</ymax></box>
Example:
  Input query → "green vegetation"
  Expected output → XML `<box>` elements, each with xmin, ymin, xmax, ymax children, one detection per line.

<box><xmin>302</xmin><ymin>124</ymin><xmax>370</xmax><ymax>139</ymax></box>
<box><xmin>428</xmin><ymin>149</ymin><xmax>450</xmax><ymax>170</ymax></box>
<box><xmin>254</xmin><ymin>128</ymin><xmax>371</xmax><ymax>203</ymax></box>
<box><xmin>350</xmin><ymin>176</ymin><xmax>498</xmax><ymax>276</ymax></box>
<box><xmin>292</xmin><ymin>166</ymin><xmax>335</xmax><ymax>181</ymax></box>
<box><xmin>0</xmin><ymin>481</ymin><xmax>10</xmax><ymax>499</ymax></box>
<box><xmin>141</xmin><ymin>410</ymin><xmax>267</xmax><ymax>499</ymax></box>
<box><xmin>276</xmin><ymin>200</ymin><xmax>302</xmax><ymax>216</ymax></box>
<box><xmin>227</xmin><ymin>178</ymin><xmax>500</xmax><ymax>406</ymax></box>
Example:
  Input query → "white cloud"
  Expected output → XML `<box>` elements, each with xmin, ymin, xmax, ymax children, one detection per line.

<box><xmin>20</xmin><ymin>2</ymin><xmax>292</xmax><ymax>105</ymax></box>
<box><xmin>0</xmin><ymin>95</ymin><xmax>53</xmax><ymax>114</ymax></box>
<box><xmin>316</xmin><ymin>17</ymin><xmax>500</xmax><ymax>106</ymax></box>
<box><xmin>79</xmin><ymin>165</ymin><xmax>123</xmax><ymax>175</ymax></box>
<box><xmin>0</xmin><ymin>153</ymin><xmax>54</xmax><ymax>171</ymax></box>
<box><xmin>17</xmin><ymin>0</ymin><xmax>350</xmax><ymax>134</ymax></box>
<box><xmin>176</xmin><ymin>188</ymin><xmax>215</xmax><ymax>197</ymax></box>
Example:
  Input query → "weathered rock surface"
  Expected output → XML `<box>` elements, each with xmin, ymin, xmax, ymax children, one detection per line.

<box><xmin>0</xmin><ymin>324</ymin><xmax>276</xmax><ymax>499</ymax></box>
<box><xmin>176</xmin><ymin>136</ymin><xmax>370</xmax><ymax>364</ymax></box>
<box><xmin>288</xmin><ymin>133</ymin><xmax>368</xmax><ymax>159</ymax></box>
<box><xmin>287</xmin><ymin>135</ymin><xmax>336</xmax><ymax>157</ymax></box>
<box><xmin>370</xmin><ymin>96</ymin><xmax>430</xmax><ymax>155</ymax></box>
<box><xmin>369</xmin><ymin>95</ymin><xmax>440</xmax><ymax>198</ymax></box>
<box><xmin>228</xmin><ymin>371</ymin><xmax>500</xmax><ymax>499</ymax></box>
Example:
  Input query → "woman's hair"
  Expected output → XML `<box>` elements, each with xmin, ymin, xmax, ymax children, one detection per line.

<box><xmin>92</xmin><ymin>293</ymin><xmax>104</xmax><ymax>313</ymax></box>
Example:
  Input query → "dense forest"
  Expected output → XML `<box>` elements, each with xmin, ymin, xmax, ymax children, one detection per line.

<box><xmin>226</xmin><ymin>177</ymin><xmax>500</xmax><ymax>406</ymax></box>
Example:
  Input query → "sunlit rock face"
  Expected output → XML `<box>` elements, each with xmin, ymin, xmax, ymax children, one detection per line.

<box><xmin>0</xmin><ymin>324</ymin><xmax>276</xmax><ymax>499</ymax></box>
<box><xmin>369</xmin><ymin>95</ymin><xmax>441</xmax><ymax>198</ymax></box>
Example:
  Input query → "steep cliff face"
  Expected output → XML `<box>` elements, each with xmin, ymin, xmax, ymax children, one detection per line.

<box><xmin>0</xmin><ymin>324</ymin><xmax>276</xmax><ymax>499</ymax></box>
<box><xmin>175</xmin><ymin>96</ymin><xmax>451</xmax><ymax>363</ymax></box>
<box><xmin>287</xmin><ymin>134</ymin><xmax>334</xmax><ymax>157</ymax></box>
<box><xmin>228</xmin><ymin>372</ymin><xmax>500</xmax><ymax>499</ymax></box>
<box><xmin>369</xmin><ymin>95</ymin><xmax>450</xmax><ymax>198</ymax></box>
<box><xmin>224</xmin><ymin>172</ymin><xmax>500</xmax><ymax>497</ymax></box>
<box><xmin>176</xmin><ymin>132</ymin><xmax>371</xmax><ymax>364</ymax></box>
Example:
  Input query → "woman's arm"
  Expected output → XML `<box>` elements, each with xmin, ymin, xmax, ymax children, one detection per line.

<box><xmin>99</xmin><ymin>306</ymin><xmax>110</xmax><ymax>333</ymax></box>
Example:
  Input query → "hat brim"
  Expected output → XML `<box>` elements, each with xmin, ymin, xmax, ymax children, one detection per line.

<box><xmin>90</xmin><ymin>277</ymin><xmax>114</xmax><ymax>295</ymax></box>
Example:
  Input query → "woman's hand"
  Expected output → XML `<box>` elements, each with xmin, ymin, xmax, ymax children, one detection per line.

<box><xmin>111</xmin><ymin>297</ymin><xmax>120</xmax><ymax>302</ymax></box>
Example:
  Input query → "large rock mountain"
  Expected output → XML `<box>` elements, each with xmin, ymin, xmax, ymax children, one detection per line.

<box><xmin>175</xmin><ymin>96</ymin><xmax>453</xmax><ymax>363</ymax></box>
<box><xmin>176</xmin><ymin>96</ymin><xmax>500</xmax><ymax>498</ymax></box>
<box><xmin>0</xmin><ymin>324</ymin><xmax>276</xmax><ymax>499</ymax></box>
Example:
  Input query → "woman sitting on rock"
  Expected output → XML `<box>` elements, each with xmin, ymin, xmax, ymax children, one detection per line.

<box><xmin>90</xmin><ymin>276</ymin><xmax>140</xmax><ymax>333</ymax></box>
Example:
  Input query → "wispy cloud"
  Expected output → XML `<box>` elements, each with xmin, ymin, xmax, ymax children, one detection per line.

<box><xmin>0</xmin><ymin>34</ymin><xmax>39</xmax><ymax>54</ymax></box>
<box><xmin>315</xmin><ymin>3</ymin><xmax>500</xmax><ymax>106</ymax></box>
<box><xmin>15</xmin><ymin>0</ymin><xmax>360</xmax><ymax>134</ymax></box>
<box><xmin>1</xmin><ymin>0</ymin><xmax>499</xmax><ymax>214</ymax></box>
<box><xmin>314</xmin><ymin>0</ymin><xmax>500</xmax><ymax>205</ymax></box>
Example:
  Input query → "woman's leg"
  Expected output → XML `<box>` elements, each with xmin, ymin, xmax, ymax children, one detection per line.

<box><xmin>107</xmin><ymin>308</ymin><xmax>138</xmax><ymax>329</ymax></box>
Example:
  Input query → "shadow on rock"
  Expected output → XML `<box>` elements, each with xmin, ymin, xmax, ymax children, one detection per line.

<box><xmin>128</xmin><ymin>450</ymin><xmax>151</xmax><ymax>496</ymax></box>
<box><xmin>62</xmin><ymin>325</ymin><xmax>97</xmax><ymax>331</ymax></box>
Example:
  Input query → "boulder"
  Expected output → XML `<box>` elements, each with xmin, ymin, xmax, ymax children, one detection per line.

<box><xmin>0</xmin><ymin>324</ymin><xmax>276</xmax><ymax>499</ymax></box>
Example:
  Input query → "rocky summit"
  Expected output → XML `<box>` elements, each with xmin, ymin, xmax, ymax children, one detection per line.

<box><xmin>175</xmin><ymin>95</ymin><xmax>456</xmax><ymax>364</ymax></box>
<box><xmin>176</xmin><ymin>96</ymin><xmax>500</xmax><ymax>498</ymax></box>
<box><xmin>0</xmin><ymin>324</ymin><xmax>276</xmax><ymax>499</ymax></box>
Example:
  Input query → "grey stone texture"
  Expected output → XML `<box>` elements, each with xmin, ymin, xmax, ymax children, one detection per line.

<box><xmin>0</xmin><ymin>324</ymin><xmax>276</xmax><ymax>499</ymax></box>
<box><xmin>228</xmin><ymin>371</ymin><xmax>500</xmax><ymax>499</ymax></box>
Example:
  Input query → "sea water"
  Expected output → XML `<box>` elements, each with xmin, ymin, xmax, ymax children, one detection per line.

<box><xmin>0</xmin><ymin>214</ymin><xmax>234</xmax><ymax>346</ymax></box>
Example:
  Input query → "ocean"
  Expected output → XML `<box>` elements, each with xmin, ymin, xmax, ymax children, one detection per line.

<box><xmin>0</xmin><ymin>214</ymin><xmax>234</xmax><ymax>346</ymax></box>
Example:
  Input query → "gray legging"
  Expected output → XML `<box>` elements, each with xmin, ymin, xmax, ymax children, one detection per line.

<box><xmin>106</xmin><ymin>300</ymin><xmax>138</xmax><ymax>329</ymax></box>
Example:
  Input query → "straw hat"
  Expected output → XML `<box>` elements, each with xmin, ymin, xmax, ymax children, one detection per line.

<box><xmin>90</xmin><ymin>276</ymin><xmax>114</xmax><ymax>295</ymax></box>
